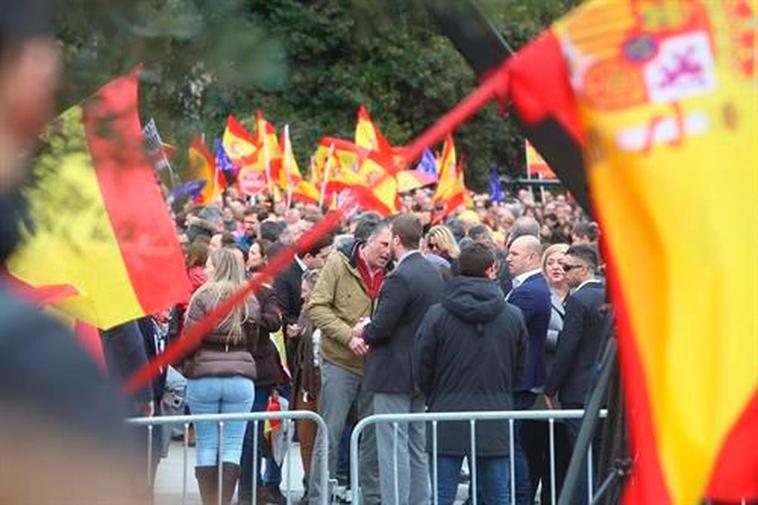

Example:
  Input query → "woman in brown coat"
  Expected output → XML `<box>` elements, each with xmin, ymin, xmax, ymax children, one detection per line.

<box><xmin>184</xmin><ymin>248</ymin><xmax>260</xmax><ymax>505</ymax></box>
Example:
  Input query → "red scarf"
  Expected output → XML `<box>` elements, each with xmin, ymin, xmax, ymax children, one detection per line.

<box><xmin>356</xmin><ymin>247</ymin><xmax>385</xmax><ymax>299</ymax></box>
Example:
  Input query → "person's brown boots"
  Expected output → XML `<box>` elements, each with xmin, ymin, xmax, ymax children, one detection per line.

<box><xmin>195</xmin><ymin>466</ymin><xmax>218</xmax><ymax>505</ymax></box>
<box><xmin>221</xmin><ymin>462</ymin><xmax>240</xmax><ymax>505</ymax></box>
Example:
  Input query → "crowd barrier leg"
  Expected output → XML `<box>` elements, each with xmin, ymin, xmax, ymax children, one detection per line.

<box><xmin>127</xmin><ymin>411</ymin><xmax>329</xmax><ymax>505</ymax></box>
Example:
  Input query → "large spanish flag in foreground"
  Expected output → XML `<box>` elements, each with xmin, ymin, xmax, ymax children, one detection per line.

<box><xmin>8</xmin><ymin>72</ymin><xmax>191</xmax><ymax>330</ymax></box>
<box><xmin>508</xmin><ymin>1</ymin><xmax>756</xmax><ymax>503</ymax></box>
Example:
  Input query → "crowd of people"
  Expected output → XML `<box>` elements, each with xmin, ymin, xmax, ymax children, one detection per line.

<box><xmin>115</xmin><ymin>184</ymin><xmax>608</xmax><ymax>505</ymax></box>
<box><xmin>0</xmin><ymin>4</ymin><xmax>609</xmax><ymax>503</ymax></box>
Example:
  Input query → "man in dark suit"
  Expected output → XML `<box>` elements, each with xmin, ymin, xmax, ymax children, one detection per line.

<box><xmin>544</xmin><ymin>244</ymin><xmax>607</xmax><ymax>504</ymax></box>
<box><xmin>544</xmin><ymin>244</ymin><xmax>607</xmax><ymax>417</ymax></box>
<box><xmin>357</xmin><ymin>214</ymin><xmax>444</xmax><ymax>505</ymax></box>
<box><xmin>274</xmin><ymin>234</ymin><xmax>333</xmax><ymax>371</ymax></box>
<box><xmin>505</xmin><ymin>235</ymin><xmax>552</xmax><ymax>504</ymax></box>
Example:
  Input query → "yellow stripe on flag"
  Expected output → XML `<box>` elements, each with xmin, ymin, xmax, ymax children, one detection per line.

<box><xmin>9</xmin><ymin>105</ymin><xmax>142</xmax><ymax>328</ymax></box>
<box><xmin>554</xmin><ymin>1</ymin><xmax>758</xmax><ymax>502</ymax></box>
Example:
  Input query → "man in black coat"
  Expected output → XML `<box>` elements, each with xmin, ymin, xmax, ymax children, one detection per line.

<box><xmin>358</xmin><ymin>214</ymin><xmax>444</xmax><ymax>505</ymax></box>
<box><xmin>415</xmin><ymin>243</ymin><xmax>527</xmax><ymax>505</ymax></box>
<box><xmin>544</xmin><ymin>244</ymin><xmax>607</xmax><ymax>412</ymax></box>
<box><xmin>274</xmin><ymin>234</ymin><xmax>333</xmax><ymax>372</ymax></box>
<box><xmin>544</xmin><ymin>244</ymin><xmax>608</xmax><ymax>504</ymax></box>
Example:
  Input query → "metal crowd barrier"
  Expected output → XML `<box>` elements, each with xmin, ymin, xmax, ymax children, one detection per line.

<box><xmin>349</xmin><ymin>409</ymin><xmax>607</xmax><ymax>505</ymax></box>
<box><xmin>126</xmin><ymin>410</ymin><xmax>329</xmax><ymax>505</ymax></box>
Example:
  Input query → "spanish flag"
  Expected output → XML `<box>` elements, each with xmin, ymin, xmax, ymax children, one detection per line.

<box><xmin>188</xmin><ymin>135</ymin><xmax>224</xmax><ymax>205</ymax></box>
<box><xmin>280</xmin><ymin>125</ymin><xmax>319</xmax><ymax>205</ymax></box>
<box><xmin>352</xmin><ymin>106</ymin><xmax>399</xmax><ymax>215</ymax></box>
<box><xmin>355</xmin><ymin>104</ymin><xmax>392</xmax><ymax>153</ymax></box>
<box><xmin>253</xmin><ymin>111</ymin><xmax>282</xmax><ymax>196</ymax></box>
<box><xmin>506</xmin><ymin>1</ymin><xmax>757</xmax><ymax>502</ymax></box>
<box><xmin>8</xmin><ymin>72</ymin><xmax>191</xmax><ymax>330</ymax></box>
<box><xmin>355</xmin><ymin>153</ymin><xmax>400</xmax><ymax>216</ymax></box>
<box><xmin>222</xmin><ymin>114</ymin><xmax>258</xmax><ymax>168</ymax></box>
<box><xmin>432</xmin><ymin>134</ymin><xmax>467</xmax><ymax>217</ymax></box>
<box><xmin>312</xmin><ymin>137</ymin><xmax>363</xmax><ymax>194</ymax></box>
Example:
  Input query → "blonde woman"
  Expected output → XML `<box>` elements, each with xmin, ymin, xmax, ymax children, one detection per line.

<box><xmin>184</xmin><ymin>248</ymin><xmax>260</xmax><ymax>505</ymax></box>
<box><xmin>424</xmin><ymin>224</ymin><xmax>460</xmax><ymax>263</ymax></box>
<box><xmin>541</xmin><ymin>243</ymin><xmax>570</xmax><ymax>363</ymax></box>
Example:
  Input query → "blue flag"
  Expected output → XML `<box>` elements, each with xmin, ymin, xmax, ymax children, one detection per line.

<box><xmin>416</xmin><ymin>147</ymin><xmax>437</xmax><ymax>179</ymax></box>
<box><xmin>169</xmin><ymin>179</ymin><xmax>207</xmax><ymax>202</ymax></box>
<box><xmin>489</xmin><ymin>170</ymin><xmax>504</xmax><ymax>203</ymax></box>
<box><xmin>215</xmin><ymin>138</ymin><xmax>238</xmax><ymax>176</ymax></box>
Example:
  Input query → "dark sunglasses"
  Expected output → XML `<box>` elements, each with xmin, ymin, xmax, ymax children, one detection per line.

<box><xmin>561</xmin><ymin>263</ymin><xmax>584</xmax><ymax>272</ymax></box>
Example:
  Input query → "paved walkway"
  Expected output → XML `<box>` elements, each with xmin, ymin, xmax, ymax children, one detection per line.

<box><xmin>152</xmin><ymin>440</ymin><xmax>468</xmax><ymax>504</ymax></box>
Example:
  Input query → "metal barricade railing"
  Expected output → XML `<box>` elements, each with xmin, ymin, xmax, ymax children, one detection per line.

<box><xmin>126</xmin><ymin>410</ymin><xmax>329</xmax><ymax>505</ymax></box>
<box><xmin>349</xmin><ymin>409</ymin><xmax>607</xmax><ymax>505</ymax></box>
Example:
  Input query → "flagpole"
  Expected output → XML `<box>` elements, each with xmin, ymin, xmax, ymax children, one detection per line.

<box><xmin>284</xmin><ymin>125</ymin><xmax>293</xmax><ymax>209</ymax></box>
<box><xmin>319</xmin><ymin>144</ymin><xmax>335</xmax><ymax>208</ymax></box>
<box><xmin>539</xmin><ymin>173</ymin><xmax>546</xmax><ymax>203</ymax></box>
<box><xmin>525</xmin><ymin>140</ymin><xmax>535</xmax><ymax>202</ymax></box>
<box><xmin>263</xmin><ymin>124</ymin><xmax>272</xmax><ymax>198</ymax></box>
<box><xmin>148</xmin><ymin>118</ymin><xmax>178</xmax><ymax>188</ymax></box>
<box><xmin>212</xmin><ymin>156</ymin><xmax>220</xmax><ymax>205</ymax></box>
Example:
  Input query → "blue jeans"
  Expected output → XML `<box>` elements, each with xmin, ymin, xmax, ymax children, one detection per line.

<box><xmin>513</xmin><ymin>391</ymin><xmax>536</xmax><ymax>505</ymax></box>
<box><xmin>436</xmin><ymin>455</ymin><xmax>511</xmax><ymax>505</ymax></box>
<box><xmin>187</xmin><ymin>376</ymin><xmax>255</xmax><ymax>467</ymax></box>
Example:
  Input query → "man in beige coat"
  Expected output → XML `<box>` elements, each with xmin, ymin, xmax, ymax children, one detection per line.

<box><xmin>306</xmin><ymin>217</ymin><xmax>392</xmax><ymax>504</ymax></box>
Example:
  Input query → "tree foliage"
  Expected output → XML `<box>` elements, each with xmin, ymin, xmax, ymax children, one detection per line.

<box><xmin>53</xmin><ymin>0</ymin><xmax>575</xmax><ymax>191</ymax></box>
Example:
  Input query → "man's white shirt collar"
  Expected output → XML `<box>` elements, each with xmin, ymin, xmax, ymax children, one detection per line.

<box><xmin>574</xmin><ymin>278</ymin><xmax>599</xmax><ymax>294</ymax></box>
<box><xmin>512</xmin><ymin>268</ymin><xmax>543</xmax><ymax>289</ymax></box>
<box><xmin>295</xmin><ymin>255</ymin><xmax>307</xmax><ymax>272</ymax></box>
<box><xmin>396</xmin><ymin>249</ymin><xmax>420</xmax><ymax>269</ymax></box>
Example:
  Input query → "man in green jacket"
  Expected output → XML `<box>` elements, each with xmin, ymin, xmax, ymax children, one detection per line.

<box><xmin>306</xmin><ymin>217</ymin><xmax>392</xmax><ymax>504</ymax></box>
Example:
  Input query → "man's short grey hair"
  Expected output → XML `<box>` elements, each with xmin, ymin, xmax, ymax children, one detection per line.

<box><xmin>354</xmin><ymin>213</ymin><xmax>384</xmax><ymax>241</ymax></box>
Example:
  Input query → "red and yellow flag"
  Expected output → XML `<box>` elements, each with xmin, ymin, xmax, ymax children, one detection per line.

<box><xmin>355</xmin><ymin>104</ymin><xmax>392</xmax><ymax>153</ymax></box>
<box><xmin>312</xmin><ymin>137</ymin><xmax>363</xmax><ymax>194</ymax></box>
<box><xmin>432</xmin><ymin>134</ymin><xmax>467</xmax><ymax>217</ymax></box>
<box><xmin>188</xmin><ymin>136</ymin><xmax>224</xmax><ymax>205</ymax></box>
<box><xmin>8</xmin><ymin>72</ymin><xmax>191</xmax><ymax>329</ymax></box>
<box><xmin>355</xmin><ymin>153</ymin><xmax>400</xmax><ymax>216</ymax></box>
<box><xmin>280</xmin><ymin>125</ymin><xmax>319</xmax><ymax>204</ymax></box>
<box><xmin>508</xmin><ymin>1</ymin><xmax>757</xmax><ymax>502</ymax></box>
<box><xmin>395</xmin><ymin>169</ymin><xmax>437</xmax><ymax>193</ymax></box>
<box><xmin>352</xmin><ymin>106</ymin><xmax>400</xmax><ymax>215</ymax></box>
<box><xmin>222</xmin><ymin>114</ymin><xmax>258</xmax><ymax>168</ymax></box>
<box><xmin>525</xmin><ymin>140</ymin><xmax>557</xmax><ymax>179</ymax></box>
<box><xmin>253</xmin><ymin>111</ymin><xmax>282</xmax><ymax>197</ymax></box>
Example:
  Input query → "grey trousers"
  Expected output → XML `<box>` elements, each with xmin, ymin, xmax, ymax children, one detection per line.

<box><xmin>309</xmin><ymin>360</ymin><xmax>380</xmax><ymax>504</ymax></box>
<box><xmin>374</xmin><ymin>392</ymin><xmax>429</xmax><ymax>505</ymax></box>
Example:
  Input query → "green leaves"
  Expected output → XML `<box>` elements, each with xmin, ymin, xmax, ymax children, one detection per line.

<box><xmin>54</xmin><ymin>0</ymin><xmax>573</xmax><ymax>191</ymax></box>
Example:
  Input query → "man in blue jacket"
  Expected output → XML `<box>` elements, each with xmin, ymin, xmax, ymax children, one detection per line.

<box><xmin>506</xmin><ymin>235</ymin><xmax>552</xmax><ymax>504</ymax></box>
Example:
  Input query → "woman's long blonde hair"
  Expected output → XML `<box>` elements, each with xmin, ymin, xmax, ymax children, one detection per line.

<box><xmin>424</xmin><ymin>225</ymin><xmax>460</xmax><ymax>259</ymax></box>
<box><xmin>191</xmin><ymin>248</ymin><xmax>251</xmax><ymax>344</ymax></box>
